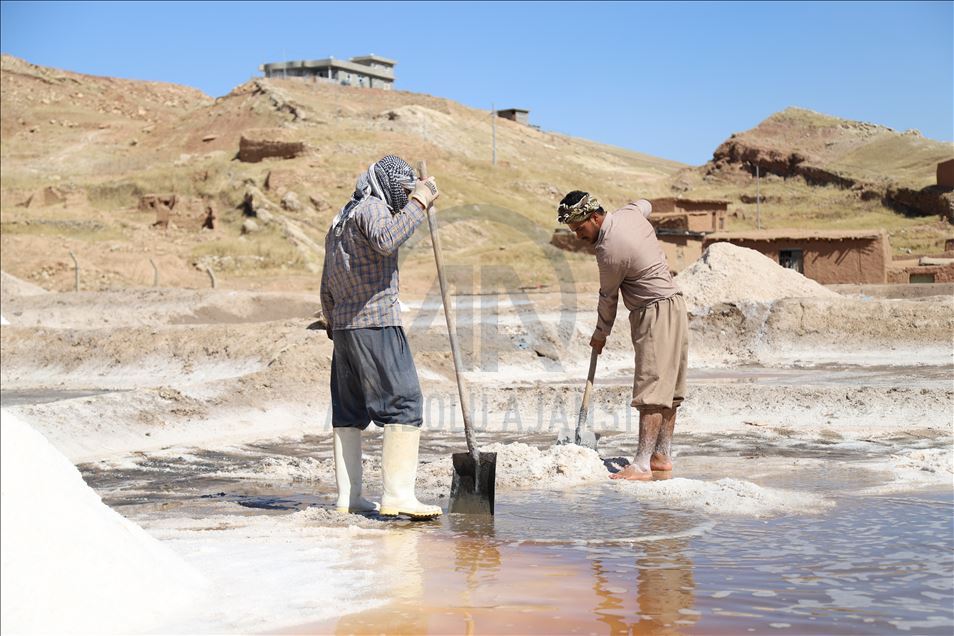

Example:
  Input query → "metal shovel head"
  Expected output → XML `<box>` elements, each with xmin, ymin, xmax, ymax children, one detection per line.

<box><xmin>555</xmin><ymin>429</ymin><xmax>599</xmax><ymax>452</ymax></box>
<box><xmin>449</xmin><ymin>451</ymin><xmax>497</xmax><ymax>515</ymax></box>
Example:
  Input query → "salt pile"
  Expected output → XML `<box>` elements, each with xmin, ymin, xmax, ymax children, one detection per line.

<box><xmin>675</xmin><ymin>243</ymin><xmax>838</xmax><ymax>311</ymax></box>
<box><xmin>482</xmin><ymin>442</ymin><xmax>608</xmax><ymax>489</ymax></box>
<box><xmin>417</xmin><ymin>442</ymin><xmax>607</xmax><ymax>497</ymax></box>
<box><xmin>612</xmin><ymin>477</ymin><xmax>834</xmax><ymax>517</ymax></box>
<box><xmin>1</xmin><ymin>410</ymin><xmax>206</xmax><ymax>633</ymax></box>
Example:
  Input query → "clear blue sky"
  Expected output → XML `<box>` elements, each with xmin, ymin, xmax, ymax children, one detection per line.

<box><xmin>2</xmin><ymin>1</ymin><xmax>951</xmax><ymax>165</ymax></box>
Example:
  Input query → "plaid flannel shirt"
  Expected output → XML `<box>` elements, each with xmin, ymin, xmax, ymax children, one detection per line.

<box><xmin>320</xmin><ymin>196</ymin><xmax>426</xmax><ymax>330</ymax></box>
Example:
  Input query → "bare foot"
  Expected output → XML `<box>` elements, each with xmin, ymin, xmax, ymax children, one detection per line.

<box><xmin>609</xmin><ymin>464</ymin><xmax>652</xmax><ymax>481</ymax></box>
<box><xmin>650</xmin><ymin>453</ymin><xmax>673</xmax><ymax>472</ymax></box>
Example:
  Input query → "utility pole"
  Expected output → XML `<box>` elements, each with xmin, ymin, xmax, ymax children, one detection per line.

<box><xmin>69</xmin><ymin>250</ymin><xmax>79</xmax><ymax>292</ymax></box>
<box><xmin>756</xmin><ymin>164</ymin><xmax>762</xmax><ymax>230</ymax></box>
<box><xmin>491</xmin><ymin>103</ymin><xmax>496</xmax><ymax>166</ymax></box>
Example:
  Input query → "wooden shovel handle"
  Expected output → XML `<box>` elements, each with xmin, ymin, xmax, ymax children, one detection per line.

<box><xmin>418</xmin><ymin>161</ymin><xmax>480</xmax><ymax>462</ymax></box>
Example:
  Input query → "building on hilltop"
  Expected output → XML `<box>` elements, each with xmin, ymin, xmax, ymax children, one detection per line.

<box><xmin>496</xmin><ymin>108</ymin><xmax>530</xmax><ymax>125</ymax></box>
<box><xmin>259</xmin><ymin>54</ymin><xmax>395</xmax><ymax>89</ymax></box>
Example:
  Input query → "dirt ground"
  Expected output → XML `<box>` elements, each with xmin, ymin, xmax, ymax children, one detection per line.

<box><xmin>2</xmin><ymin>267</ymin><xmax>951</xmax><ymax>465</ymax></box>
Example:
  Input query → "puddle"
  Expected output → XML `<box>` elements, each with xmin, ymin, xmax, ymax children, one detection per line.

<box><xmin>282</xmin><ymin>490</ymin><xmax>952</xmax><ymax>635</ymax></box>
<box><xmin>79</xmin><ymin>433</ymin><xmax>953</xmax><ymax>634</ymax></box>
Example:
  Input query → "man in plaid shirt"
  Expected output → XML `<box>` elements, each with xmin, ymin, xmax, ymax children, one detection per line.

<box><xmin>320</xmin><ymin>155</ymin><xmax>442</xmax><ymax>519</ymax></box>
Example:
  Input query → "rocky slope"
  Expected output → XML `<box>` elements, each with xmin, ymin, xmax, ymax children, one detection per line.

<box><xmin>702</xmin><ymin>107</ymin><xmax>953</xmax><ymax>219</ymax></box>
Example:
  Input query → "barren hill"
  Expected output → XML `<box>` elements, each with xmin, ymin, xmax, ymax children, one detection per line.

<box><xmin>1</xmin><ymin>56</ymin><xmax>951</xmax><ymax>294</ymax></box>
<box><xmin>0</xmin><ymin>54</ymin><xmax>682</xmax><ymax>293</ymax></box>
<box><xmin>665</xmin><ymin>108</ymin><xmax>953</xmax><ymax>253</ymax></box>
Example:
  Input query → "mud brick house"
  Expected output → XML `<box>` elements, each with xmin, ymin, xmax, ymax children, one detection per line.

<box><xmin>703</xmin><ymin>229</ymin><xmax>891</xmax><ymax>284</ymax></box>
<box><xmin>650</xmin><ymin>198</ymin><xmax>729</xmax><ymax>272</ymax></box>
<box><xmin>887</xmin><ymin>246</ymin><xmax>954</xmax><ymax>284</ymax></box>
<box><xmin>260</xmin><ymin>55</ymin><xmax>395</xmax><ymax>89</ymax></box>
<box><xmin>937</xmin><ymin>159</ymin><xmax>954</xmax><ymax>188</ymax></box>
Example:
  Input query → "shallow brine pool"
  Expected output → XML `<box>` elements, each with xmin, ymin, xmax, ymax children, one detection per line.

<box><xmin>79</xmin><ymin>431</ymin><xmax>953</xmax><ymax>635</ymax></box>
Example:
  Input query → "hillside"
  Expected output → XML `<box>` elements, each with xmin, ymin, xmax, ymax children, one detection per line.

<box><xmin>1</xmin><ymin>56</ymin><xmax>951</xmax><ymax>294</ymax></box>
<box><xmin>662</xmin><ymin>108</ymin><xmax>953</xmax><ymax>254</ymax></box>
<box><xmin>0</xmin><ymin>54</ymin><xmax>682</xmax><ymax>294</ymax></box>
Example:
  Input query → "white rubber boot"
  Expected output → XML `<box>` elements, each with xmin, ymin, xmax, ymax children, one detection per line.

<box><xmin>333</xmin><ymin>427</ymin><xmax>378</xmax><ymax>514</ymax></box>
<box><xmin>380</xmin><ymin>425</ymin><xmax>442</xmax><ymax>519</ymax></box>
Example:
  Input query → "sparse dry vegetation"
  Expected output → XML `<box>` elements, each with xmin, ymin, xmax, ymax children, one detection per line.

<box><xmin>1</xmin><ymin>56</ymin><xmax>950</xmax><ymax>293</ymax></box>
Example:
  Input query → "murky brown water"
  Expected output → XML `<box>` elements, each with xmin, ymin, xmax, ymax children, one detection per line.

<box><xmin>269</xmin><ymin>486</ymin><xmax>953</xmax><ymax>635</ymax></box>
<box><xmin>78</xmin><ymin>432</ymin><xmax>954</xmax><ymax>635</ymax></box>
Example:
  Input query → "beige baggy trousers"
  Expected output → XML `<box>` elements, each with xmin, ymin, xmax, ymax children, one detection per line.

<box><xmin>629</xmin><ymin>294</ymin><xmax>689</xmax><ymax>412</ymax></box>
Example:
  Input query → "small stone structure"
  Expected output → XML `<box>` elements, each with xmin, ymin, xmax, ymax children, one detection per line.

<box><xmin>139</xmin><ymin>194</ymin><xmax>178</xmax><ymax>228</ymax></box>
<box><xmin>937</xmin><ymin>158</ymin><xmax>954</xmax><ymax>188</ymax></box>
<box><xmin>238</xmin><ymin>129</ymin><xmax>307</xmax><ymax>163</ymax></box>
<box><xmin>496</xmin><ymin>108</ymin><xmax>529</xmax><ymax>125</ymax></box>
<box><xmin>703</xmin><ymin>229</ymin><xmax>891</xmax><ymax>284</ymax></box>
<box><xmin>20</xmin><ymin>185</ymin><xmax>87</xmax><ymax>208</ymax></box>
<box><xmin>202</xmin><ymin>203</ymin><xmax>216</xmax><ymax>230</ymax></box>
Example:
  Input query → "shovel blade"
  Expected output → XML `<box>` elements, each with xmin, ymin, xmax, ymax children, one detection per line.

<box><xmin>555</xmin><ymin>429</ymin><xmax>600</xmax><ymax>452</ymax></box>
<box><xmin>449</xmin><ymin>451</ymin><xmax>496</xmax><ymax>515</ymax></box>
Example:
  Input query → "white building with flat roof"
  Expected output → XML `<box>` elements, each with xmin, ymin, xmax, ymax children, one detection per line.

<box><xmin>259</xmin><ymin>54</ymin><xmax>396</xmax><ymax>89</ymax></box>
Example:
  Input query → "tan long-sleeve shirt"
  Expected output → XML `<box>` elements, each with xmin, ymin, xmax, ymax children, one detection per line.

<box><xmin>593</xmin><ymin>200</ymin><xmax>680</xmax><ymax>341</ymax></box>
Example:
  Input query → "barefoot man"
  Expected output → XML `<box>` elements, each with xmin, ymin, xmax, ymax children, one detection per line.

<box><xmin>558</xmin><ymin>191</ymin><xmax>688</xmax><ymax>480</ymax></box>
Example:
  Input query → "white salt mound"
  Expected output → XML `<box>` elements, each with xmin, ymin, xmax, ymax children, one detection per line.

<box><xmin>0</xmin><ymin>314</ymin><xmax>8</xmax><ymax>326</ymax></box>
<box><xmin>612</xmin><ymin>477</ymin><xmax>833</xmax><ymax>517</ymax></box>
<box><xmin>482</xmin><ymin>442</ymin><xmax>608</xmax><ymax>489</ymax></box>
<box><xmin>418</xmin><ymin>442</ymin><xmax>606</xmax><ymax>497</ymax></box>
<box><xmin>676</xmin><ymin>243</ymin><xmax>839</xmax><ymax>311</ymax></box>
<box><xmin>0</xmin><ymin>410</ymin><xmax>206</xmax><ymax>634</ymax></box>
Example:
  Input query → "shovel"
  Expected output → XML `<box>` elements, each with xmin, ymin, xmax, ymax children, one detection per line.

<box><xmin>557</xmin><ymin>347</ymin><xmax>599</xmax><ymax>451</ymax></box>
<box><xmin>419</xmin><ymin>161</ymin><xmax>496</xmax><ymax>515</ymax></box>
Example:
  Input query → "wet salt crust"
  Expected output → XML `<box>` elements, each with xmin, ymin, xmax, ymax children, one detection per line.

<box><xmin>207</xmin><ymin>441</ymin><xmax>833</xmax><ymax>519</ymax></box>
<box><xmin>858</xmin><ymin>447</ymin><xmax>954</xmax><ymax>494</ymax></box>
<box><xmin>611</xmin><ymin>477</ymin><xmax>834</xmax><ymax>517</ymax></box>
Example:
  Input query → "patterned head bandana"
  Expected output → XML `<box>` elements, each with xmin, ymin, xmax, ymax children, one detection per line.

<box><xmin>557</xmin><ymin>192</ymin><xmax>603</xmax><ymax>224</ymax></box>
<box><xmin>369</xmin><ymin>154</ymin><xmax>416</xmax><ymax>212</ymax></box>
<box><xmin>331</xmin><ymin>155</ymin><xmax>417</xmax><ymax>235</ymax></box>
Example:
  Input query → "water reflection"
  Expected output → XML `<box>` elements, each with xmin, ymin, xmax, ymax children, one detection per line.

<box><xmin>334</xmin><ymin>529</ymin><xmax>427</xmax><ymax>635</ymax></box>
<box><xmin>590</xmin><ymin>510</ymin><xmax>698</xmax><ymax>635</ymax></box>
<box><xmin>323</xmin><ymin>498</ymin><xmax>704</xmax><ymax>634</ymax></box>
